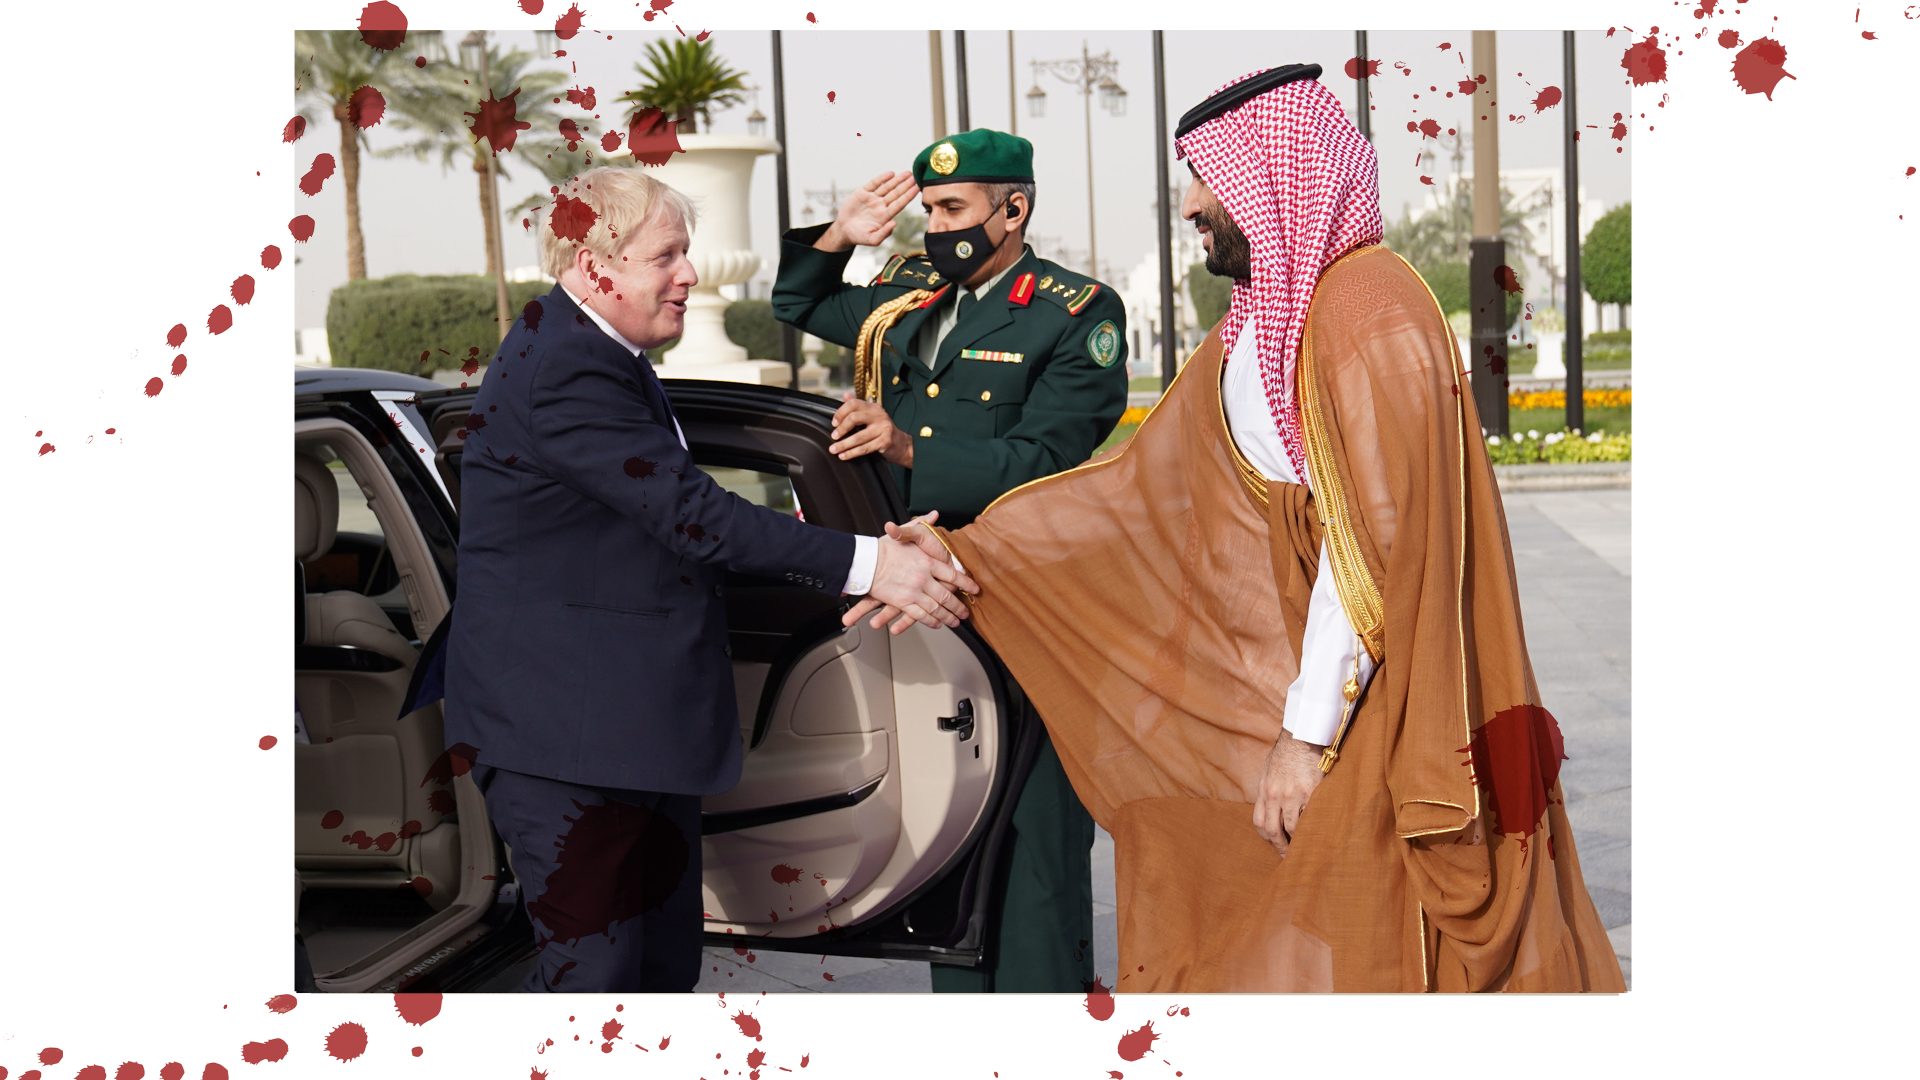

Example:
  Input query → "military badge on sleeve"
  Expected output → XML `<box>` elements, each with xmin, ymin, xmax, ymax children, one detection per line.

<box><xmin>1087</xmin><ymin>319</ymin><xmax>1121</xmax><ymax>368</ymax></box>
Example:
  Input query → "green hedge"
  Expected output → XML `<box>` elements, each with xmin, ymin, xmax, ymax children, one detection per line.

<box><xmin>1417</xmin><ymin>260</ymin><xmax>1525</xmax><ymax>327</ymax></box>
<box><xmin>1587</xmin><ymin>328</ymin><xmax>1632</xmax><ymax>348</ymax></box>
<box><xmin>723</xmin><ymin>299</ymin><xmax>781</xmax><ymax>361</ymax></box>
<box><xmin>327</xmin><ymin>274</ymin><xmax>551</xmax><ymax>374</ymax></box>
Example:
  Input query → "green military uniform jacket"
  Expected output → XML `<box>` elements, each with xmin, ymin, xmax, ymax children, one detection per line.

<box><xmin>772</xmin><ymin>223</ymin><xmax>1129</xmax><ymax>525</ymax></box>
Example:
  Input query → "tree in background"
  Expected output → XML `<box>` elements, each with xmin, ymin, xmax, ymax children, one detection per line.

<box><xmin>888</xmin><ymin>212</ymin><xmax>928</xmax><ymax>256</ymax></box>
<box><xmin>1582</xmin><ymin>203</ymin><xmax>1632</xmax><ymax>331</ymax></box>
<box><xmin>1186</xmin><ymin>263</ymin><xmax>1231</xmax><ymax>332</ymax></box>
<box><xmin>380</xmin><ymin>44</ymin><xmax>578</xmax><ymax>281</ymax></box>
<box><xmin>1384</xmin><ymin>172</ymin><xmax>1544</xmax><ymax>277</ymax></box>
<box><xmin>1418</xmin><ymin>260</ymin><xmax>1525</xmax><ymax>327</ymax></box>
<box><xmin>620</xmin><ymin>38</ymin><xmax>749</xmax><ymax>133</ymax></box>
<box><xmin>294</xmin><ymin>30</ymin><xmax>436</xmax><ymax>280</ymax></box>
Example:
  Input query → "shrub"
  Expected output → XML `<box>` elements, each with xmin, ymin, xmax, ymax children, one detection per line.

<box><xmin>1414</xmin><ymin>259</ymin><xmax>1524</xmax><ymax>327</ymax></box>
<box><xmin>1582</xmin><ymin>203</ymin><xmax>1632</xmax><ymax>311</ymax></box>
<box><xmin>1186</xmin><ymin>262</ymin><xmax>1231</xmax><ymax>330</ymax></box>
<box><xmin>327</xmin><ymin>274</ymin><xmax>550</xmax><ymax>374</ymax></box>
<box><xmin>1586</xmin><ymin>328</ymin><xmax>1632</xmax><ymax>349</ymax></box>
<box><xmin>1485</xmin><ymin>429</ymin><xmax>1632</xmax><ymax>465</ymax></box>
<box><xmin>723</xmin><ymin>299</ymin><xmax>782</xmax><ymax>360</ymax></box>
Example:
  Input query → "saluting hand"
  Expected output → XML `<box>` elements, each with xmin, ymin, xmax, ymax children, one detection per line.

<box><xmin>819</xmin><ymin>170</ymin><xmax>921</xmax><ymax>251</ymax></box>
<box><xmin>830</xmin><ymin>392</ymin><xmax>913</xmax><ymax>466</ymax></box>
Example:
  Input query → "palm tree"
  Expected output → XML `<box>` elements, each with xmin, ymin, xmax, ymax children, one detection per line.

<box><xmin>294</xmin><ymin>30</ymin><xmax>435</xmax><ymax>280</ymax></box>
<box><xmin>619</xmin><ymin>38</ymin><xmax>749</xmax><ymax>134</ymax></box>
<box><xmin>380</xmin><ymin>44</ymin><xmax>581</xmax><ymax>280</ymax></box>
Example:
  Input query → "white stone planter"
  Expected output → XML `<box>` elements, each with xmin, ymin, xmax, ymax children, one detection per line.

<box><xmin>1533</xmin><ymin>330</ymin><xmax>1566</xmax><ymax>381</ymax></box>
<box><xmin>636</xmin><ymin>134</ymin><xmax>790</xmax><ymax>386</ymax></box>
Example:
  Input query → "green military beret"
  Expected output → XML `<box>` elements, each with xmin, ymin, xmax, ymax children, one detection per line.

<box><xmin>912</xmin><ymin>129</ymin><xmax>1034</xmax><ymax>187</ymax></box>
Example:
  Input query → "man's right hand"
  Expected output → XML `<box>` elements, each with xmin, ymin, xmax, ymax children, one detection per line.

<box><xmin>816</xmin><ymin>171</ymin><xmax>921</xmax><ymax>252</ymax></box>
<box><xmin>864</xmin><ymin>521</ymin><xmax>976</xmax><ymax>635</ymax></box>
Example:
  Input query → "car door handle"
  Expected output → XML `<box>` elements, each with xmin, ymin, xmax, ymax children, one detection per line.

<box><xmin>937</xmin><ymin>698</ymin><xmax>975</xmax><ymax>742</ymax></box>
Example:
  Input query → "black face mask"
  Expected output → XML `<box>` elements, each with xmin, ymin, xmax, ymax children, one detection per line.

<box><xmin>924</xmin><ymin>198</ymin><xmax>1012</xmax><ymax>284</ymax></box>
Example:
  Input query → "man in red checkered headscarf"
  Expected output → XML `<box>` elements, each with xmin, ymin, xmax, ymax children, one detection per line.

<box><xmin>857</xmin><ymin>65</ymin><xmax>1624</xmax><ymax>991</ymax></box>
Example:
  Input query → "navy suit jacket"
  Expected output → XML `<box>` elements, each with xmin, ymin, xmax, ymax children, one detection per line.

<box><xmin>444</xmin><ymin>287</ymin><xmax>855</xmax><ymax>794</ymax></box>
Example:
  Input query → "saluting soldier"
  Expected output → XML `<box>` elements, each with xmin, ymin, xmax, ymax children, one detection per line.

<box><xmin>772</xmin><ymin>128</ymin><xmax>1128</xmax><ymax>993</ymax></box>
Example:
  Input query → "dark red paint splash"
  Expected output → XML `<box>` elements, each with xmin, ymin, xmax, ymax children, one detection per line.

<box><xmin>467</xmin><ymin>89</ymin><xmax>533</xmax><ymax>154</ymax></box>
<box><xmin>1621</xmin><ymin>34</ymin><xmax>1668</xmax><ymax>86</ymax></box>
<box><xmin>600</xmin><ymin>130</ymin><xmax>622</xmax><ymax>153</ymax></box>
<box><xmin>1083</xmin><ymin>976</ymin><xmax>1115</xmax><ymax>1021</ymax></box>
<box><xmin>626</xmin><ymin>107</ymin><xmax>682</xmax><ymax>166</ymax></box>
<box><xmin>145</xmin><ymin>377</ymin><xmax>164</xmax><ymax>397</ymax></box>
<box><xmin>624</xmin><ymin>457</ymin><xmax>657</xmax><ymax>478</ymax></box>
<box><xmin>421</xmin><ymin>742</ymin><xmax>478</xmax><ymax>786</ymax></box>
<box><xmin>526</xmin><ymin>798</ymin><xmax>691</xmax><ymax>945</ymax></box>
<box><xmin>172</xmin><ymin>354</ymin><xmax>188</xmax><ymax>376</ymax></box>
<box><xmin>600</xmin><ymin>1018</ymin><xmax>623</xmax><ymax>1052</ymax></box>
<box><xmin>41</xmin><ymin>1049</ymin><xmax>65</xmax><ymax>1065</ymax></box>
<box><xmin>289</xmin><ymin>215</ymin><xmax>316</xmax><ymax>242</ymax></box>
<box><xmin>232</xmin><ymin>275</ymin><xmax>255</xmax><ymax>305</ymax></box>
<box><xmin>1532</xmin><ymin>86</ymin><xmax>1562</xmax><ymax>112</ymax></box>
<box><xmin>349</xmin><ymin>85</ymin><xmax>386</xmax><ymax>129</ymax></box>
<box><xmin>38</xmin><ymin>441</ymin><xmax>56</xmax><ymax>455</ymax></box>
<box><xmin>732</xmin><ymin>1011</ymin><xmax>764</xmax><ymax>1040</ymax></box>
<box><xmin>320</xmin><ymin>809</ymin><xmax>344</xmax><ymax>829</ymax></box>
<box><xmin>357</xmin><ymin>2</ymin><xmax>407</xmax><ymax>51</ymax></box>
<box><xmin>265</xmin><ymin>994</ymin><xmax>297</xmax><ymax>1014</ymax></box>
<box><xmin>282</xmin><ymin>116</ymin><xmax>305</xmax><ymax>143</ymax></box>
<box><xmin>1344</xmin><ymin>57</ymin><xmax>1380</xmax><ymax>79</ymax></box>
<box><xmin>555</xmin><ymin>4</ymin><xmax>586</xmax><ymax>40</ymax></box>
<box><xmin>1117</xmin><ymin>1022</ymin><xmax>1159</xmax><ymax>1062</ymax></box>
<box><xmin>1493</xmin><ymin>265</ymin><xmax>1522</xmax><ymax>294</ymax></box>
<box><xmin>298</xmin><ymin>153</ymin><xmax>336</xmax><ymax>196</ymax></box>
<box><xmin>566</xmin><ymin>85</ymin><xmax>597</xmax><ymax>111</ymax></box>
<box><xmin>166</xmin><ymin>323</ymin><xmax>188</xmax><ymax>348</ymax></box>
<box><xmin>240</xmin><ymin>1040</ymin><xmax>288</xmax><ymax>1064</ymax></box>
<box><xmin>1462</xmin><ymin>704</ymin><xmax>1567</xmax><ymax>848</ymax></box>
<box><xmin>77</xmin><ymin>1067</ymin><xmax>106</xmax><ymax>1080</ymax></box>
<box><xmin>1408</xmin><ymin>118</ymin><xmax>1441</xmax><ymax>139</ymax></box>
<box><xmin>427</xmin><ymin>789</ymin><xmax>455</xmax><ymax>814</ymax></box>
<box><xmin>770</xmin><ymin>863</ymin><xmax>804</xmax><ymax>884</ymax></box>
<box><xmin>325</xmin><ymin>1023</ymin><xmax>368</xmax><ymax>1062</ymax></box>
<box><xmin>208</xmin><ymin>305</ymin><xmax>233</xmax><ymax>335</ymax></box>
<box><xmin>262</xmin><ymin>245</ymin><xmax>283</xmax><ymax>270</ymax></box>
<box><xmin>394</xmin><ymin>992</ymin><xmax>445</xmax><ymax>1024</ymax></box>
<box><xmin>559</xmin><ymin>118</ymin><xmax>584</xmax><ymax>150</ymax></box>
<box><xmin>522</xmin><ymin>299</ymin><xmax>545</xmax><ymax>331</ymax></box>
<box><xmin>521</xmin><ymin>0</ymin><xmax>544</xmax><ymax>13</ymax></box>
<box><xmin>1732</xmin><ymin>38</ymin><xmax>1795</xmax><ymax>99</ymax></box>
<box><xmin>1719</xmin><ymin>29</ymin><xmax>1741</xmax><ymax>49</ymax></box>
<box><xmin>550</xmin><ymin>192</ymin><xmax>598</xmax><ymax>241</ymax></box>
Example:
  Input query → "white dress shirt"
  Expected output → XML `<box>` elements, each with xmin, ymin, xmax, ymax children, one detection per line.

<box><xmin>564</xmin><ymin>287</ymin><xmax>879</xmax><ymax>594</ymax></box>
<box><xmin>1222</xmin><ymin>319</ymin><xmax>1378</xmax><ymax>747</ymax></box>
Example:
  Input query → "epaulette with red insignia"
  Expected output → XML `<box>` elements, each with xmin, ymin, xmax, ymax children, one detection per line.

<box><xmin>1029</xmin><ymin>265</ymin><xmax>1105</xmax><ymax>316</ymax></box>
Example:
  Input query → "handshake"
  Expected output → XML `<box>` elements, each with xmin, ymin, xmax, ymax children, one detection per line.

<box><xmin>852</xmin><ymin>511</ymin><xmax>979</xmax><ymax>636</ymax></box>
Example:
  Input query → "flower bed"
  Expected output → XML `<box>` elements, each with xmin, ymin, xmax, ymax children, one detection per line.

<box><xmin>1485</xmin><ymin>429</ymin><xmax>1631</xmax><ymax>465</ymax></box>
<box><xmin>1508</xmin><ymin>387</ymin><xmax>1632</xmax><ymax>410</ymax></box>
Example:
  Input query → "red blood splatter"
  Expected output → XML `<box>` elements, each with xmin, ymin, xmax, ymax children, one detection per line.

<box><xmin>77</xmin><ymin>1068</ymin><xmax>106</xmax><ymax>1080</ymax></box>
<box><xmin>1408</xmin><ymin>118</ymin><xmax>1441</xmax><ymax>139</ymax></box>
<box><xmin>520</xmin><ymin>299</ymin><xmax>546</xmax><ymax>332</ymax></box>
<box><xmin>357</xmin><ymin>2</ymin><xmax>407</xmax><ymax>51</ymax></box>
<box><xmin>600</xmin><ymin>130</ymin><xmax>622</xmax><ymax>152</ymax></box>
<box><xmin>290</xmin><ymin>215</ymin><xmax>316</xmax><ymax>242</ymax></box>
<box><xmin>467</xmin><ymin>89</ymin><xmax>533</xmax><ymax>154</ymax></box>
<box><xmin>262</xmin><ymin>245</ymin><xmax>283</xmax><ymax>270</ymax></box>
<box><xmin>208</xmin><ymin>305</ymin><xmax>233</xmax><ymax>335</ymax></box>
<box><xmin>555</xmin><ymin>4</ymin><xmax>586</xmax><ymax>39</ymax></box>
<box><xmin>349</xmin><ymin>85</ymin><xmax>386</xmax><ymax>129</ymax></box>
<box><xmin>827</xmin><ymin>90</ymin><xmax>836</xmax><ymax>103</ymax></box>
<box><xmin>171</xmin><ymin>354</ymin><xmax>188</xmax><ymax>376</ymax></box>
<box><xmin>106</xmin><ymin>427</ymin><xmax>115</xmax><ymax>434</ymax></box>
<box><xmin>240</xmin><ymin>1040</ymin><xmax>288</xmax><ymax>1064</ymax></box>
<box><xmin>626</xmin><ymin>107</ymin><xmax>683</xmax><ymax>166</ymax></box>
<box><xmin>821</xmin><ymin>971</ymin><xmax>835</xmax><ymax>981</ymax></box>
<box><xmin>527</xmin><ymin>799</ymin><xmax>691</xmax><ymax>945</ymax></box>
<box><xmin>1731</xmin><ymin>37</ymin><xmax>1795</xmax><ymax>99</ymax></box>
<box><xmin>167</xmin><ymin>323</ymin><xmax>188</xmax><ymax>348</ymax></box>
<box><xmin>1532</xmin><ymin>86</ymin><xmax>1562</xmax><ymax>112</ymax></box>
<box><xmin>770</xmin><ymin>863</ymin><xmax>804</xmax><ymax>884</ymax></box>
<box><xmin>1462</xmin><ymin>704</ymin><xmax>1567</xmax><ymax>846</ymax></box>
<box><xmin>325</xmin><ymin>1023</ymin><xmax>368</xmax><ymax>1063</ymax></box>
<box><xmin>1908</xmin><ymin>167</ymin><xmax>1917</xmax><ymax>177</ymax></box>
<box><xmin>40</xmin><ymin>1051</ymin><xmax>63</xmax><ymax>1066</ymax></box>
<box><xmin>1456</xmin><ymin>78</ymin><xmax>1479</xmax><ymax>95</ymax></box>
<box><xmin>145</xmin><ymin>377</ymin><xmax>164</xmax><ymax>397</ymax></box>
<box><xmin>320</xmin><ymin>809</ymin><xmax>344</xmax><ymax>829</ymax></box>
<box><xmin>37</xmin><ymin>441</ymin><xmax>55</xmax><ymax>455</ymax></box>
<box><xmin>1493</xmin><ymin>265</ymin><xmax>1522</xmax><ymax>294</ymax></box>
<box><xmin>1344</xmin><ymin>57</ymin><xmax>1380</xmax><ymax>79</ymax></box>
<box><xmin>566</xmin><ymin>86</ymin><xmax>598</xmax><ymax>111</ymax></box>
<box><xmin>265</xmin><ymin>994</ymin><xmax>297</xmax><ymax>1013</ymax></box>
<box><xmin>1117</xmin><ymin>1022</ymin><xmax>1160</xmax><ymax>1062</ymax></box>
<box><xmin>522</xmin><ymin>0</ymin><xmax>544</xmax><ymax>13</ymax></box>
<box><xmin>1109</xmin><ymin>1073</ymin><xmax>1124</xmax><ymax>1079</ymax></box>
<box><xmin>162</xmin><ymin>1066</ymin><xmax>184</xmax><ymax>1080</ymax></box>
<box><xmin>731</xmin><ymin>1011</ymin><xmax>763</xmax><ymax>1040</ymax></box>
<box><xmin>1694</xmin><ymin>0</ymin><xmax>1717</xmax><ymax>17</ymax></box>
<box><xmin>1621</xmin><ymin>34</ymin><xmax>1668</xmax><ymax>85</ymax></box>
<box><xmin>374</xmin><ymin>831</ymin><xmax>398</xmax><ymax>851</ymax></box>
<box><xmin>393</xmin><ymin>994</ymin><xmax>443</xmax><ymax>1029</ymax></box>
<box><xmin>232</xmin><ymin>275</ymin><xmax>256</xmax><ymax>306</ymax></box>
<box><xmin>205</xmin><ymin>1067</ymin><xmax>229</xmax><ymax>1080</ymax></box>
<box><xmin>550</xmin><ymin>193</ymin><xmax>599</xmax><ymax>241</ymax></box>
<box><xmin>282</xmin><ymin>116</ymin><xmax>306</xmax><ymax>142</ymax></box>
<box><xmin>595</xmin><ymin>275</ymin><xmax>615</xmax><ymax>295</ymax></box>
<box><xmin>1437</xmin><ymin>40</ymin><xmax>1451</xmax><ymax>50</ymax></box>
<box><xmin>1719</xmin><ymin>29</ymin><xmax>1742</xmax><ymax>48</ymax></box>
<box><xmin>801</xmin><ymin>1054</ymin><xmax>810</xmax><ymax>1067</ymax></box>
<box><xmin>298</xmin><ymin>153</ymin><xmax>336</xmax><ymax>196</ymax></box>
<box><xmin>806</xmin><ymin>11</ymin><xmax>817</xmax><ymax>21</ymax></box>
<box><xmin>559</xmin><ymin>117</ymin><xmax>585</xmax><ymax>150</ymax></box>
<box><xmin>1083</xmin><ymin>976</ymin><xmax>1115</xmax><ymax>1020</ymax></box>
<box><xmin>530</xmin><ymin>1072</ymin><xmax>547</xmax><ymax>1080</ymax></box>
<box><xmin>660</xmin><ymin>1037</ymin><xmax>671</xmax><ymax>1050</ymax></box>
<box><xmin>414</xmin><ymin>56</ymin><xmax>426</xmax><ymax>67</ymax></box>
<box><xmin>624</xmin><ymin>457</ymin><xmax>657</xmax><ymax>479</ymax></box>
<box><xmin>427</xmin><ymin>790</ymin><xmax>455</xmax><ymax>814</ymax></box>
<box><xmin>1419</xmin><ymin>175</ymin><xmax>1435</xmax><ymax>186</ymax></box>
<box><xmin>421</xmin><ymin>742</ymin><xmax>479</xmax><ymax>786</ymax></box>
<box><xmin>398</xmin><ymin>819</ymin><xmax>423</xmax><ymax>839</ymax></box>
<box><xmin>1611</xmin><ymin>120</ymin><xmax>1628</xmax><ymax>142</ymax></box>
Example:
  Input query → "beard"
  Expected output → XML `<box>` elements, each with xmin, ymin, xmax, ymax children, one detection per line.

<box><xmin>1200</xmin><ymin>203</ymin><xmax>1253</xmax><ymax>281</ymax></box>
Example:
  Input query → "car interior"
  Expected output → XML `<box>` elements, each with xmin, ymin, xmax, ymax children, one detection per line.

<box><xmin>293</xmin><ymin>421</ymin><xmax>499</xmax><ymax>992</ymax></box>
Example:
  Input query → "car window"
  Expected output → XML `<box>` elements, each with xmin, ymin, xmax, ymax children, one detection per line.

<box><xmin>705</xmin><ymin>464</ymin><xmax>804</xmax><ymax>520</ymax></box>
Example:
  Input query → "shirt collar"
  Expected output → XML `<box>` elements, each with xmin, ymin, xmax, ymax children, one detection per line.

<box><xmin>562</xmin><ymin>285</ymin><xmax>644</xmax><ymax>357</ymax></box>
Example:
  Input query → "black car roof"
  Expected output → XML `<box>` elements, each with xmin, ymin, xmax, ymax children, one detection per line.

<box><xmin>294</xmin><ymin>366</ymin><xmax>443</xmax><ymax>396</ymax></box>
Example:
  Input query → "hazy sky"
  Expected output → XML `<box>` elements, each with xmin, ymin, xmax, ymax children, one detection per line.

<box><xmin>293</xmin><ymin>28</ymin><xmax>1631</xmax><ymax>330</ymax></box>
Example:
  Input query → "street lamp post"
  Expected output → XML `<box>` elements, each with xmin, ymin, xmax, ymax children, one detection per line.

<box><xmin>463</xmin><ymin>30</ymin><xmax>512</xmax><ymax>338</ymax></box>
<box><xmin>1027</xmin><ymin>40</ymin><xmax>1124</xmax><ymax>273</ymax></box>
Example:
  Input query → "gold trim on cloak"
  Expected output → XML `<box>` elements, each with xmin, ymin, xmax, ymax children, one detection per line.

<box><xmin>854</xmin><ymin>289</ymin><xmax>935</xmax><ymax>401</ymax></box>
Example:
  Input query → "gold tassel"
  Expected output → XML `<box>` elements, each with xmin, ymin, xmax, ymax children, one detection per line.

<box><xmin>1317</xmin><ymin>637</ymin><xmax>1365</xmax><ymax>774</ymax></box>
<box><xmin>854</xmin><ymin>289</ymin><xmax>934</xmax><ymax>402</ymax></box>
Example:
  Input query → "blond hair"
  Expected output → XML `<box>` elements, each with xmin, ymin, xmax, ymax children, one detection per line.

<box><xmin>539</xmin><ymin>166</ymin><xmax>698</xmax><ymax>279</ymax></box>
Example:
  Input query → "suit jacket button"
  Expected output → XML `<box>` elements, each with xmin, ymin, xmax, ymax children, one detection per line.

<box><xmin>919</xmin><ymin>425</ymin><xmax>933</xmax><ymax>437</ymax></box>
<box><xmin>980</xmin><ymin>389</ymin><xmax>992</xmax><ymax>402</ymax></box>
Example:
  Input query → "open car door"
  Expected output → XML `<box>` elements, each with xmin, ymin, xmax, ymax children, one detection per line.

<box><xmin>415</xmin><ymin>379</ymin><xmax>1043</xmax><ymax>969</ymax></box>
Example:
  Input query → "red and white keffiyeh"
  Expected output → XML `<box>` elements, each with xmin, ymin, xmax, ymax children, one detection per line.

<box><xmin>1177</xmin><ymin>71</ymin><xmax>1383</xmax><ymax>481</ymax></box>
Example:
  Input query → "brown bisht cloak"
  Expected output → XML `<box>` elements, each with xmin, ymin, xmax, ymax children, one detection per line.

<box><xmin>937</xmin><ymin>246</ymin><xmax>1623</xmax><ymax>991</ymax></box>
